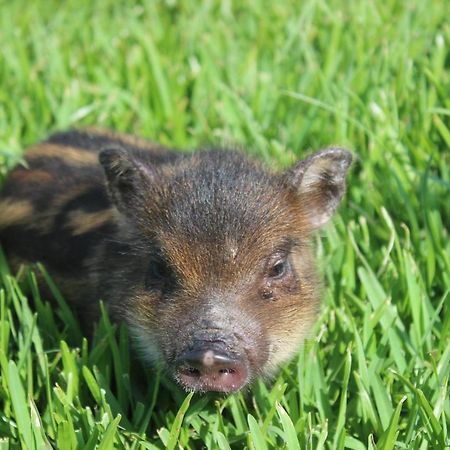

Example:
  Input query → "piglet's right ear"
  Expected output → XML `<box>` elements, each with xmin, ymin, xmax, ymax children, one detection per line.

<box><xmin>283</xmin><ymin>148</ymin><xmax>352</xmax><ymax>229</ymax></box>
<box><xmin>99</xmin><ymin>147</ymin><xmax>157</xmax><ymax>214</ymax></box>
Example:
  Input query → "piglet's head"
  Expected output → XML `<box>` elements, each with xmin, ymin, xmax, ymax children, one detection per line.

<box><xmin>99</xmin><ymin>146</ymin><xmax>352</xmax><ymax>393</ymax></box>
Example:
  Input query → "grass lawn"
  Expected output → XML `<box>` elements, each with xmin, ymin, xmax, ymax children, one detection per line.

<box><xmin>0</xmin><ymin>0</ymin><xmax>449</xmax><ymax>448</ymax></box>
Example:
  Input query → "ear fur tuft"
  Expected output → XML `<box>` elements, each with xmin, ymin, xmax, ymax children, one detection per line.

<box><xmin>99</xmin><ymin>147</ymin><xmax>157</xmax><ymax>214</ymax></box>
<box><xmin>284</xmin><ymin>148</ymin><xmax>353</xmax><ymax>228</ymax></box>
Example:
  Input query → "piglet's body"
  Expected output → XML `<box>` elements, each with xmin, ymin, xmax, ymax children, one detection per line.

<box><xmin>0</xmin><ymin>129</ymin><xmax>352</xmax><ymax>392</ymax></box>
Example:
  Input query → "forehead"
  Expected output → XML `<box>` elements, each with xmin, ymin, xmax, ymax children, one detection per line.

<box><xmin>149</xmin><ymin>151</ymin><xmax>305</xmax><ymax>278</ymax></box>
<box><xmin>156</xmin><ymin>151</ymin><xmax>284</xmax><ymax>240</ymax></box>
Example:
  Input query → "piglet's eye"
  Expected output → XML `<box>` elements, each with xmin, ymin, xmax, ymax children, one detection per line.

<box><xmin>267</xmin><ymin>258</ymin><xmax>288</xmax><ymax>279</ymax></box>
<box><xmin>145</xmin><ymin>257</ymin><xmax>172</xmax><ymax>290</ymax></box>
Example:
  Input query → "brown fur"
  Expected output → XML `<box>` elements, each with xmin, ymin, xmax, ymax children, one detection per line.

<box><xmin>27</xmin><ymin>143</ymin><xmax>99</xmax><ymax>165</ymax></box>
<box><xmin>65</xmin><ymin>209</ymin><xmax>116</xmax><ymax>236</ymax></box>
<box><xmin>0</xmin><ymin>199</ymin><xmax>35</xmax><ymax>227</ymax></box>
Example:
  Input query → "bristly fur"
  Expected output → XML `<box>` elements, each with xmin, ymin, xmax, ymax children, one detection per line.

<box><xmin>0</xmin><ymin>128</ymin><xmax>352</xmax><ymax>390</ymax></box>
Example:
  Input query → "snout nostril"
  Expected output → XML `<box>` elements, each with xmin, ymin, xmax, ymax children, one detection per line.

<box><xmin>186</xmin><ymin>367</ymin><xmax>200</xmax><ymax>376</ymax></box>
<box><xmin>219</xmin><ymin>368</ymin><xmax>235</xmax><ymax>374</ymax></box>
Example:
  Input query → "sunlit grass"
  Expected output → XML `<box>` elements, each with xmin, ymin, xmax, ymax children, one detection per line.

<box><xmin>0</xmin><ymin>0</ymin><xmax>449</xmax><ymax>448</ymax></box>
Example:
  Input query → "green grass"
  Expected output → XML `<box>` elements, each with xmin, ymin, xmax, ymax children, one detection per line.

<box><xmin>0</xmin><ymin>0</ymin><xmax>449</xmax><ymax>448</ymax></box>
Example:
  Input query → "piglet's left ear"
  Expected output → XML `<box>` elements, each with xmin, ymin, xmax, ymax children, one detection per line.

<box><xmin>283</xmin><ymin>148</ymin><xmax>353</xmax><ymax>228</ymax></box>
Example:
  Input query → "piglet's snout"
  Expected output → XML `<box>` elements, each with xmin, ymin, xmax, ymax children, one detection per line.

<box><xmin>175</xmin><ymin>342</ymin><xmax>248</xmax><ymax>393</ymax></box>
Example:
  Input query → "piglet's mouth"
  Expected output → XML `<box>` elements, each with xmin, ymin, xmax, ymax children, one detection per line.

<box><xmin>174</xmin><ymin>349</ymin><xmax>249</xmax><ymax>392</ymax></box>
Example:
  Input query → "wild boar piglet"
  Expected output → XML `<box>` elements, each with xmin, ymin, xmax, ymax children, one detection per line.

<box><xmin>0</xmin><ymin>129</ymin><xmax>352</xmax><ymax>392</ymax></box>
